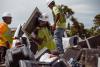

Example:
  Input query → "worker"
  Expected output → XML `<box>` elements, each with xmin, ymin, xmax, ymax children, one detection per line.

<box><xmin>46</xmin><ymin>0</ymin><xmax>68</xmax><ymax>53</ymax></box>
<box><xmin>33</xmin><ymin>13</ymin><xmax>56</xmax><ymax>51</ymax></box>
<box><xmin>0</xmin><ymin>12</ymin><xmax>13</xmax><ymax>64</ymax></box>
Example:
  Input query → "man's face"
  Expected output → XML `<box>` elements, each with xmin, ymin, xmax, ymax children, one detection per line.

<box><xmin>2</xmin><ymin>17</ymin><xmax>12</xmax><ymax>24</ymax></box>
<box><xmin>48</xmin><ymin>3</ymin><xmax>53</xmax><ymax>9</ymax></box>
<box><xmin>39</xmin><ymin>20</ymin><xmax>47</xmax><ymax>27</ymax></box>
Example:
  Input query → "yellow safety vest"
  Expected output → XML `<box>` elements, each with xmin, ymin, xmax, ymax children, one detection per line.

<box><xmin>37</xmin><ymin>27</ymin><xmax>56</xmax><ymax>51</ymax></box>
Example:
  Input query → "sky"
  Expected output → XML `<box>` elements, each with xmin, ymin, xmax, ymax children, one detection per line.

<box><xmin>0</xmin><ymin>0</ymin><xmax>100</xmax><ymax>28</ymax></box>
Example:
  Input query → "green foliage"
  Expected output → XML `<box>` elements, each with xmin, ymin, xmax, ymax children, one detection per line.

<box><xmin>66</xmin><ymin>13</ymin><xmax>100</xmax><ymax>38</ymax></box>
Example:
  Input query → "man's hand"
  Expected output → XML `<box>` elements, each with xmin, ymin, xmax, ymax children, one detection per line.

<box><xmin>6</xmin><ymin>41</ymin><xmax>10</xmax><ymax>49</ymax></box>
<box><xmin>52</xmin><ymin>26</ymin><xmax>55</xmax><ymax>31</ymax></box>
<box><xmin>51</xmin><ymin>24</ymin><xmax>56</xmax><ymax>31</ymax></box>
<box><xmin>32</xmin><ymin>37</ymin><xmax>43</xmax><ymax>45</ymax></box>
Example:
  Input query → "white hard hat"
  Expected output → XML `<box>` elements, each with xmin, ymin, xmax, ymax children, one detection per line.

<box><xmin>39</xmin><ymin>13</ymin><xmax>49</xmax><ymax>21</ymax></box>
<box><xmin>46</xmin><ymin>0</ymin><xmax>54</xmax><ymax>6</ymax></box>
<box><xmin>2</xmin><ymin>12</ymin><xmax>12</xmax><ymax>17</ymax></box>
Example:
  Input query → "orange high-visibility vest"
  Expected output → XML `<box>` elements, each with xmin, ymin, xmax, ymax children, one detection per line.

<box><xmin>0</xmin><ymin>22</ymin><xmax>12</xmax><ymax>47</ymax></box>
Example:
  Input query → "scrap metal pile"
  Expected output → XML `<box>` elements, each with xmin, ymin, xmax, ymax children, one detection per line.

<box><xmin>0</xmin><ymin>7</ymin><xmax>100</xmax><ymax>67</ymax></box>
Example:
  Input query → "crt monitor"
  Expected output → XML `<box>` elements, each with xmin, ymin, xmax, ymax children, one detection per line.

<box><xmin>22</xmin><ymin>7</ymin><xmax>41</xmax><ymax>36</ymax></box>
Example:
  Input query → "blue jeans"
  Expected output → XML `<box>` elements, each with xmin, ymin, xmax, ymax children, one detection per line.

<box><xmin>54</xmin><ymin>28</ymin><xmax>64</xmax><ymax>53</ymax></box>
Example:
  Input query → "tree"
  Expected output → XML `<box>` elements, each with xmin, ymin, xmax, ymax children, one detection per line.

<box><xmin>92</xmin><ymin>14</ymin><xmax>100</xmax><ymax>36</ymax></box>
